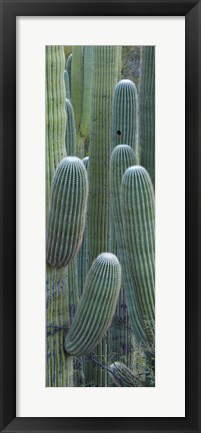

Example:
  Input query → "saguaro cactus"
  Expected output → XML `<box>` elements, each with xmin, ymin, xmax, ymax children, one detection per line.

<box><xmin>77</xmin><ymin>156</ymin><xmax>89</xmax><ymax>296</ymax></box>
<box><xmin>87</xmin><ymin>46</ymin><xmax>120</xmax><ymax>385</ymax></box>
<box><xmin>111</xmin><ymin>79</ymin><xmax>138</xmax><ymax>157</ymax></box>
<box><xmin>64</xmin><ymin>70</ymin><xmax>70</xmax><ymax>99</ymax></box>
<box><xmin>65</xmin><ymin>98</ymin><xmax>76</xmax><ymax>155</ymax></box>
<box><xmin>110</xmin><ymin>146</ymin><xmax>146</xmax><ymax>348</ymax></box>
<box><xmin>65</xmin><ymin>253</ymin><xmax>122</xmax><ymax>356</ymax></box>
<box><xmin>109</xmin><ymin>362</ymin><xmax>143</xmax><ymax>387</ymax></box>
<box><xmin>66</xmin><ymin>53</ymin><xmax>72</xmax><ymax>96</ymax></box>
<box><xmin>80</xmin><ymin>46</ymin><xmax>93</xmax><ymax>145</ymax></box>
<box><xmin>46</xmin><ymin>157</ymin><xmax>88</xmax><ymax>268</ymax></box>
<box><xmin>110</xmin><ymin>145</ymin><xmax>147</xmax><ymax>364</ymax></box>
<box><xmin>121</xmin><ymin>166</ymin><xmax>155</xmax><ymax>349</ymax></box>
<box><xmin>46</xmin><ymin>46</ymin><xmax>66</xmax><ymax>211</ymax></box>
<box><xmin>88</xmin><ymin>46</ymin><xmax>119</xmax><ymax>264</ymax></box>
<box><xmin>71</xmin><ymin>47</ymin><xmax>83</xmax><ymax>132</ymax></box>
<box><xmin>46</xmin><ymin>265</ymin><xmax>73</xmax><ymax>387</ymax></box>
<box><xmin>139</xmin><ymin>47</ymin><xmax>155</xmax><ymax>187</ymax></box>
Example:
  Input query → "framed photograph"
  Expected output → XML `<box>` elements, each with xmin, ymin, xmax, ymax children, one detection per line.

<box><xmin>0</xmin><ymin>0</ymin><xmax>200</xmax><ymax>432</ymax></box>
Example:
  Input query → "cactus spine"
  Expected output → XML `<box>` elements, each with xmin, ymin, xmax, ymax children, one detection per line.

<box><xmin>111</xmin><ymin>79</ymin><xmax>138</xmax><ymax>157</ymax></box>
<box><xmin>65</xmin><ymin>253</ymin><xmax>122</xmax><ymax>356</ymax></box>
<box><xmin>46</xmin><ymin>157</ymin><xmax>88</xmax><ymax>268</ymax></box>
<box><xmin>109</xmin><ymin>362</ymin><xmax>143</xmax><ymax>387</ymax></box>
<box><xmin>139</xmin><ymin>47</ymin><xmax>155</xmax><ymax>187</ymax></box>
<box><xmin>121</xmin><ymin>166</ymin><xmax>155</xmax><ymax>349</ymax></box>
<box><xmin>65</xmin><ymin>99</ymin><xmax>76</xmax><ymax>155</ymax></box>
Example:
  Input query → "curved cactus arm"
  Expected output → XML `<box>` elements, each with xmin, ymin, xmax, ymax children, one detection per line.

<box><xmin>121</xmin><ymin>165</ymin><xmax>155</xmax><ymax>349</ymax></box>
<box><xmin>139</xmin><ymin>47</ymin><xmax>155</xmax><ymax>187</ymax></box>
<box><xmin>65</xmin><ymin>98</ymin><xmax>76</xmax><ymax>156</ymax></box>
<box><xmin>65</xmin><ymin>253</ymin><xmax>122</xmax><ymax>356</ymax></box>
<box><xmin>109</xmin><ymin>362</ymin><xmax>144</xmax><ymax>387</ymax></box>
<box><xmin>64</xmin><ymin>70</ymin><xmax>70</xmax><ymax>99</ymax></box>
<box><xmin>111</xmin><ymin>79</ymin><xmax>138</xmax><ymax>157</ymax></box>
<box><xmin>46</xmin><ymin>157</ymin><xmax>88</xmax><ymax>268</ymax></box>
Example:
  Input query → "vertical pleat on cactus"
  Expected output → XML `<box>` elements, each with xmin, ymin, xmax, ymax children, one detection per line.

<box><xmin>139</xmin><ymin>46</ymin><xmax>155</xmax><ymax>187</ymax></box>
<box><xmin>121</xmin><ymin>166</ymin><xmax>155</xmax><ymax>350</ymax></box>
<box><xmin>71</xmin><ymin>47</ymin><xmax>85</xmax><ymax>157</ymax></box>
<box><xmin>111</xmin><ymin>79</ymin><xmax>138</xmax><ymax>157</ymax></box>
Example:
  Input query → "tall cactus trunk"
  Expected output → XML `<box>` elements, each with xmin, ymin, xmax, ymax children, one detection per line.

<box><xmin>139</xmin><ymin>46</ymin><xmax>155</xmax><ymax>188</ymax></box>
<box><xmin>46</xmin><ymin>265</ymin><xmax>73</xmax><ymax>386</ymax></box>
<box><xmin>87</xmin><ymin>46</ymin><xmax>120</xmax><ymax>386</ymax></box>
<box><xmin>46</xmin><ymin>46</ymin><xmax>71</xmax><ymax>386</ymax></box>
<box><xmin>46</xmin><ymin>46</ymin><xmax>66</xmax><ymax>212</ymax></box>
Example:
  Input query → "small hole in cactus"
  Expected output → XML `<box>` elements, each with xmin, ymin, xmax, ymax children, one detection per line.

<box><xmin>117</xmin><ymin>130</ymin><xmax>121</xmax><ymax>136</ymax></box>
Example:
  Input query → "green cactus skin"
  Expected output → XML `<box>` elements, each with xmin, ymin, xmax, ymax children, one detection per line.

<box><xmin>121</xmin><ymin>166</ymin><xmax>155</xmax><ymax>349</ymax></box>
<box><xmin>77</xmin><ymin>156</ymin><xmax>89</xmax><ymax>296</ymax></box>
<box><xmin>109</xmin><ymin>362</ymin><xmax>143</xmax><ymax>387</ymax></box>
<box><xmin>64</xmin><ymin>70</ymin><xmax>70</xmax><ymax>99</ymax></box>
<box><xmin>46</xmin><ymin>157</ymin><xmax>88</xmax><ymax>268</ymax></box>
<box><xmin>46</xmin><ymin>264</ymin><xmax>73</xmax><ymax>387</ymax></box>
<box><xmin>65</xmin><ymin>253</ymin><xmax>122</xmax><ymax>357</ymax></box>
<box><xmin>65</xmin><ymin>98</ymin><xmax>76</xmax><ymax>156</ymax></box>
<box><xmin>111</xmin><ymin>79</ymin><xmax>138</xmax><ymax>157</ymax></box>
<box><xmin>139</xmin><ymin>47</ymin><xmax>155</xmax><ymax>188</ymax></box>
<box><xmin>66</xmin><ymin>53</ymin><xmax>72</xmax><ymax>97</ymax></box>
<box><xmin>118</xmin><ymin>46</ymin><xmax>122</xmax><ymax>79</ymax></box>
<box><xmin>71</xmin><ymin>47</ymin><xmax>83</xmax><ymax>133</ymax></box>
<box><xmin>46</xmin><ymin>46</ymin><xmax>66</xmax><ymax>212</ymax></box>
<box><xmin>87</xmin><ymin>46</ymin><xmax>119</xmax><ymax>385</ymax></box>
<box><xmin>80</xmin><ymin>47</ymin><xmax>93</xmax><ymax>144</ymax></box>
<box><xmin>110</xmin><ymin>146</ymin><xmax>147</xmax><ymax>350</ymax></box>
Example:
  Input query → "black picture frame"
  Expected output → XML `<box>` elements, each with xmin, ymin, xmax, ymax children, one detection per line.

<box><xmin>0</xmin><ymin>0</ymin><xmax>200</xmax><ymax>432</ymax></box>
